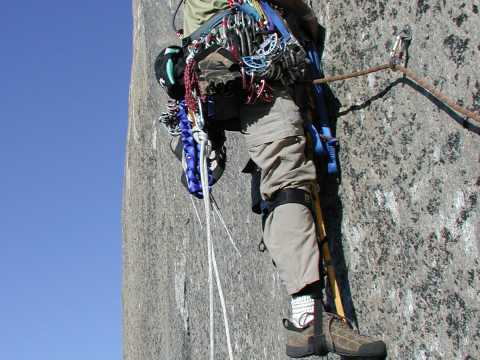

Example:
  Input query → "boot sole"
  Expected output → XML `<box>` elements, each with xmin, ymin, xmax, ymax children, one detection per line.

<box><xmin>338</xmin><ymin>357</ymin><xmax>386</xmax><ymax>360</ymax></box>
<box><xmin>286</xmin><ymin>345</ymin><xmax>329</xmax><ymax>358</ymax></box>
<box><xmin>287</xmin><ymin>345</ymin><xmax>386</xmax><ymax>359</ymax></box>
<box><xmin>286</xmin><ymin>345</ymin><xmax>313</xmax><ymax>358</ymax></box>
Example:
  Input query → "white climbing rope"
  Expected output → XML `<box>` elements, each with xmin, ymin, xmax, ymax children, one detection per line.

<box><xmin>189</xmin><ymin>195</ymin><xmax>203</xmax><ymax>230</ymax></box>
<box><xmin>199</xmin><ymin>134</ymin><xmax>215</xmax><ymax>360</ymax></box>
<box><xmin>198</xmin><ymin>128</ymin><xmax>234</xmax><ymax>360</ymax></box>
<box><xmin>211</xmin><ymin>195</ymin><xmax>241</xmax><ymax>255</ymax></box>
<box><xmin>189</xmin><ymin>194</ymin><xmax>203</xmax><ymax>229</ymax></box>
<box><xmin>211</xmin><ymin>238</ymin><xmax>234</xmax><ymax>360</ymax></box>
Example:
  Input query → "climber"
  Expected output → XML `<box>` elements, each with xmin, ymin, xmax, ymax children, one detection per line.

<box><xmin>158</xmin><ymin>0</ymin><xmax>388</xmax><ymax>358</ymax></box>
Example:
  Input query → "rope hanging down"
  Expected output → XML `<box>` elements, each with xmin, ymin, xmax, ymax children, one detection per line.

<box><xmin>312</xmin><ymin>30</ymin><xmax>480</xmax><ymax>126</ymax></box>
<box><xmin>198</xmin><ymin>127</ymin><xmax>235</xmax><ymax>360</ymax></box>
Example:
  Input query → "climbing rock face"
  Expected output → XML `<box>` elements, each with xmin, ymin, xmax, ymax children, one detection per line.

<box><xmin>123</xmin><ymin>0</ymin><xmax>479</xmax><ymax>359</ymax></box>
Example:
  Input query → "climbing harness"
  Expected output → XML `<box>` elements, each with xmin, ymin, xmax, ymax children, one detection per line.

<box><xmin>156</xmin><ymin>0</ymin><xmax>311</xmax><ymax>199</ymax></box>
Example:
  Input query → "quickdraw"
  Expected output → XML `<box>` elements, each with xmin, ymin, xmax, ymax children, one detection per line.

<box><xmin>158</xmin><ymin>99</ymin><xmax>181</xmax><ymax>136</ymax></box>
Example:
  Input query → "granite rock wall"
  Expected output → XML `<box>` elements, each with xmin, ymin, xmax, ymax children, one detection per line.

<box><xmin>123</xmin><ymin>0</ymin><xmax>480</xmax><ymax>358</ymax></box>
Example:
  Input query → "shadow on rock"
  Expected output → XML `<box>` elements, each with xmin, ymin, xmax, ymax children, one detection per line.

<box><xmin>316</xmin><ymin>83</ymin><xmax>360</xmax><ymax>328</ymax></box>
<box><xmin>337</xmin><ymin>78</ymin><xmax>480</xmax><ymax>135</ymax></box>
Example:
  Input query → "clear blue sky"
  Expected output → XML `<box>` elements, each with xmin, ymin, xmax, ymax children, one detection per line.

<box><xmin>1</xmin><ymin>1</ymin><xmax>131</xmax><ymax>359</ymax></box>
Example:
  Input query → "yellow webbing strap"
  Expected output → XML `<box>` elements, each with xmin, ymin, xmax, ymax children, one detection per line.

<box><xmin>312</xmin><ymin>191</ymin><xmax>346</xmax><ymax>319</ymax></box>
<box><xmin>248</xmin><ymin>0</ymin><xmax>267</xmax><ymax>24</ymax></box>
<box><xmin>306</xmin><ymin>133</ymin><xmax>346</xmax><ymax>320</ymax></box>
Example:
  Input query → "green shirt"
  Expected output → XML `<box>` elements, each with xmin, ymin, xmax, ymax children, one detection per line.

<box><xmin>183</xmin><ymin>0</ymin><xmax>229</xmax><ymax>36</ymax></box>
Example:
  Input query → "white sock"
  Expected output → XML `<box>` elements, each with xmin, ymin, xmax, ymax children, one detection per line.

<box><xmin>291</xmin><ymin>295</ymin><xmax>315</xmax><ymax>328</ymax></box>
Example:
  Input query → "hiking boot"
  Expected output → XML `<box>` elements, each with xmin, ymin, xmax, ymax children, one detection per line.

<box><xmin>284</xmin><ymin>309</ymin><xmax>387</xmax><ymax>358</ymax></box>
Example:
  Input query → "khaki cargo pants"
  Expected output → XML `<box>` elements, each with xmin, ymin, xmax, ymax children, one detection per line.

<box><xmin>240</xmin><ymin>89</ymin><xmax>320</xmax><ymax>295</ymax></box>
